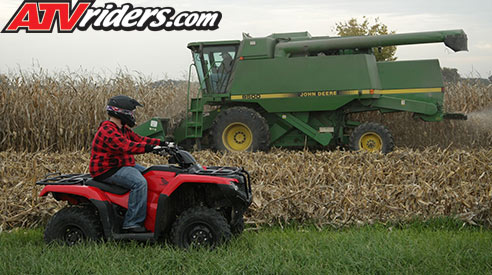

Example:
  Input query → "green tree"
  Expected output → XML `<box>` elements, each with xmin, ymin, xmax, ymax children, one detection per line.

<box><xmin>441</xmin><ymin>67</ymin><xmax>461</xmax><ymax>83</ymax></box>
<box><xmin>335</xmin><ymin>17</ymin><xmax>397</xmax><ymax>61</ymax></box>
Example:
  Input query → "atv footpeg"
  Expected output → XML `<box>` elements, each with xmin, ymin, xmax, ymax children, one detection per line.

<box><xmin>113</xmin><ymin>232</ymin><xmax>155</xmax><ymax>241</ymax></box>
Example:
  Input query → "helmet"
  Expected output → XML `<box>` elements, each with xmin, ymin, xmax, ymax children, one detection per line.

<box><xmin>106</xmin><ymin>95</ymin><xmax>142</xmax><ymax>127</ymax></box>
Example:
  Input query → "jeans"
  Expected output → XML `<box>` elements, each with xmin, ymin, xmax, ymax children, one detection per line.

<box><xmin>103</xmin><ymin>164</ymin><xmax>147</xmax><ymax>228</ymax></box>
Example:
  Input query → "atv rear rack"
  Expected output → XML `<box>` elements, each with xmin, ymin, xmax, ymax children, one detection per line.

<box><xmin>36</xmin><ymin>173</ymin><xmax>90</xmax><ymax>185</ymax></box>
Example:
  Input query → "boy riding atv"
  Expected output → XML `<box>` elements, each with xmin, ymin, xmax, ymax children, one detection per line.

<box><xmin>90</xmin><ymin>95</ymin><xmax>167</xmax><ymax>233</ymax></box>
<box><xmin>36</xmin><ymin>95</ymin><xmax>252</xmax><ymax>248</ymax></box>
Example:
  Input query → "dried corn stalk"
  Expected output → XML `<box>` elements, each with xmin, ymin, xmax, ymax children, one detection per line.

<box><xmin>1</xmin><ymin>148</ymin><xmax>490</xmax><ymax>230</ymax></box>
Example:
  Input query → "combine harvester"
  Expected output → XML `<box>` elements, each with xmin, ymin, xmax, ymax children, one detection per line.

<box><xmin>135</xmin><ymin>29</ymin><xmax>468</xmax><ymax>153</ymax></box>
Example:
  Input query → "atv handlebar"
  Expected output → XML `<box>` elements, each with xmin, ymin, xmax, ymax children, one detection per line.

<box><xmin>152</xmin><ymin>142</ymin><xmax>177</xmax><ymax>155</ymax></box>
<box><xmin>152</xmin><ymin>143</ymin><xmax>199</xmax><ymax>169</ymax></box>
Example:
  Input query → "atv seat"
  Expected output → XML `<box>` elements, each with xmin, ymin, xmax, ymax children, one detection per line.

<box><xmin>85</xmin><ymin>179</ymin><xmax>130</xmax><ymax>195</ymax></box>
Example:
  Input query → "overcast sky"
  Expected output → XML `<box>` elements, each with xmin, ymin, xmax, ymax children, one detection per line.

<box><xmin>0</xmin><ymin>0</ymin><xmax>491</xmax><ymax>79</ymax></box>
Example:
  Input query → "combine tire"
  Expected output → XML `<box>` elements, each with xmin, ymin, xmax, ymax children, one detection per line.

<box><xmin>349</xmin><ymin>122</ymin><xmax>394</xmax><ymax>154</ymax></box>
<box><xmin>211</xmin><ymin>107</ymin><xmax>269</xmax><ymax>152</ymax></box>
<box><xmin>44</xmin><ymin>206</ymin><xmax>103</xmax><ymax>246</ymax></box>
<box><xmin>171</xmin><ymin>207</ymin><xmax>232</xmax><ymax>249</ymax></box>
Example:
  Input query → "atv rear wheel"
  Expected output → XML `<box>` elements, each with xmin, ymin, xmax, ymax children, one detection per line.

<box><xmin>44</xmin><ymin>206</ymin><xmax>103</xmax><ymax>246</ymax></box>
<box><xmin>171</xmin><ymin>207</ymin><xmax>232</xmax><ymax>249</ymax></box>
<box><xmin>211</xmin><ymin>107</ymin><xmax>270</xmax><ymax>152</ymax></box>
<box><xmin>349</xmin><ymin>122</ymin><xmax>394</xmax><ymax>154</ymax></box>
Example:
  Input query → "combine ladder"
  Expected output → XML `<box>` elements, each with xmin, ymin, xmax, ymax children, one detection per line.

<box><xmin>185</xmin><ymin>97</ymin><xmax>204</xmax><ymax>139</ymax></box>
<box><xmin>185</xmin><ymin>64</ymin><xmax>204</xmax><ymax>147</ymax></box>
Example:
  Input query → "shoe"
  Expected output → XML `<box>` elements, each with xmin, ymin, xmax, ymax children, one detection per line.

<box><xmin>122</xmin><ymin>225</ymin><xmax>148</xmax><ymax>233</ymax></box>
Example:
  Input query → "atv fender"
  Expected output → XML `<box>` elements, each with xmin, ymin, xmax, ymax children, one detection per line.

<box><xmin>153</xmin><ymin>175</ymin><xmax>250</xmax><ymax>239</ymax></box>
<box><xmin>162</xmin><ymin>174</ymin><xmax>235</xmax><ymax>196</ymax></box>
<box><xmin>39</xmin><ymin>185</ymin><xmax>110</xmax><ymax>202</ymax></box>
<box><xmin>39</xmin><ymin>185</ymin><xmax>119</xmax><ymax>239</ymax></box>
<box><xmin>154</xmin><ymin>194</ymin><xmax>172</xmax><ymax>239</ymax></box>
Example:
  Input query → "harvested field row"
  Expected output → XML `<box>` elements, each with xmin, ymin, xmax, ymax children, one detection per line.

<box><xmin>1</xmin><ymin>71</ymin><xmax>491</xmax><ymax>151</ymax></box>
<box><xmin>1</xmin><ymin>148</ymin><xmax>490</xmax><ymax>230</ymax></box>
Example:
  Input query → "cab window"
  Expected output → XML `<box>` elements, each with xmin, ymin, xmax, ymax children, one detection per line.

<box><xmin>198</xmin><ymin>45</ymin><xmax>237</xmax><ymax>94</ymax></box>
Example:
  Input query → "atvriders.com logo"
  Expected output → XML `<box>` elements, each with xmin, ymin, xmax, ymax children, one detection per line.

<box><xmin>2</xmin><ymin>0</ymin><xmax>222</xmax><ymax>33</ymax></box>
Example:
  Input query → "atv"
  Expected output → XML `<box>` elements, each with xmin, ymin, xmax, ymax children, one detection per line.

<box><xmin>36</xmin><ymin>144</ymin><xmax>252</xmax><ymax>248</ymax></box>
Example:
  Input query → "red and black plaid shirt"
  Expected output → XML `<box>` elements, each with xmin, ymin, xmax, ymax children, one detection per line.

<box><xmin>89</xmin><ymin>120</ymin><xmax>161</xmax><ymax>179</ymax></box>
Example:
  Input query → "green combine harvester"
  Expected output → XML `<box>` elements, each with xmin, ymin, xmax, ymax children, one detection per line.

<box><xmin>135</xmin><ymin>29</ymin><xmax>468</xmax><ymax>153</ymax></box>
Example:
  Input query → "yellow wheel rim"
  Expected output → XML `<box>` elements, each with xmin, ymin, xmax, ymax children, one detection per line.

<box><xmin>359</xmin><ymin>132</ymin><xmax>383</xmax><ymax>152</ymax></box>
<box><xmin>222</xmin><ymin>122</ymin><xmax>253</xmax><ymax>152</ymax></box>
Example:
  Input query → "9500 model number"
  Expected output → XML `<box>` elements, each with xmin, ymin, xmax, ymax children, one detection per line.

<box><xmin>240</xmin><ymin>94</ymin><xmax>261</xmax><ymax>99</ymax></box>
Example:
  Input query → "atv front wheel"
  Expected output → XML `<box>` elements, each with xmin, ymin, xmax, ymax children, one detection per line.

<box><xmin>231</xmin><ymin>217</ymin><xmax>245</xmax><ymax>236</ymax></box>
<box><xmin>171</xmin><ymin>207</ymin><xmax>232</xmax><ymax>249</ymax></box>
<box><xmin>44</xmin><ymin>206</ymin><xmax>103</xmax><ymax>246</ymax></box>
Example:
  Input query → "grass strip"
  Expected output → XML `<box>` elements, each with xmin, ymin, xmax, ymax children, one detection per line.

<box><xmin>1</xmin><ymin>219</ymin><xmax>490</xmax><ymax>274</ymax></box>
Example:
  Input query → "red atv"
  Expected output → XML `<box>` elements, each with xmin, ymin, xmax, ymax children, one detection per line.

<box><xmin>36</xmin><ymin>144</ymin><xmax>252</xmax><ymax>248</ymax></box>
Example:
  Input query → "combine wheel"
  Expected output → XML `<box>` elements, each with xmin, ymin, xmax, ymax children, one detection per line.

<box><xmin>349</xmin><ymin>122</ymin><xmax>394</xmax><ymax>154</ymax></box>
<box><xmin>211</xmin><ymin>107</ymin><xmax>269</xmax><ymax>152</ymax></box>
<box><xmin>44</xmin><ymin>206</ymin><xmax>103</xmax><ymax>246</ymax></box>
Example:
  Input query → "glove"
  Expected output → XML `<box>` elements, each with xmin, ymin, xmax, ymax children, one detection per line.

<box><xmin>159</xmin><ymin>140</ymin><xmax>168</xmax><ymax>147</ymax></box>
<box><xmin>152</xmin><ymin>145</ymin><xmax>165</xmax><ymax>154</ymax></box>
<box><xmin>144</xmin><ymin>144</ymin><xmax>154</xmax><ymax>153</ymax></box>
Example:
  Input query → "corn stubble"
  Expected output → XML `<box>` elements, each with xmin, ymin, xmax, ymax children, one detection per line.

<box><xmin>1</xmin><ymin>148</ymin><xmax>490</xmax><ymax>230</ymax></box>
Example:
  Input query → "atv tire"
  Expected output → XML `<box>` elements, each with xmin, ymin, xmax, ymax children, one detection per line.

<box><xmin>171</xmin><ymin>207</ymin><xmax>232</xmax><ymax>249</ymax></box>
<box><xmin>211</xmin><ymin>107</ymin><xmax>269</xmax><ymax>152</ymax></box>
<box><xmin>44</xmin><ymin>206</ymin><xmax>103</xmax><ymax>246</ymax></box>
<box><xmin>349</xmin><ymin>122</ymin><xmax>394</xmax><ymax>154</ymax></box>
<box><xmin>231</xmin><ymin>217</ymin><xmax>245</xmax><ymax>236</ymax></box>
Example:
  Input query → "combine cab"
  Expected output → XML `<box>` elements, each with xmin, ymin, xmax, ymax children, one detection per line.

<box><xmin>137</xmin><ymin>29</ymin><xmax>468</xmax><ymax>153</ymax></box>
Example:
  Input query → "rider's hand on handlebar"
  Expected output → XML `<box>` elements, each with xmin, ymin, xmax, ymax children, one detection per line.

<box><xmin>159</xmin><ymin>141</ymin><xmax>168</xmax><ymax>147</ymax></box>
<box><xmin>152</xmin><ymin>145</ymin><xmax>166</xmax><ymax>155</ymax></box>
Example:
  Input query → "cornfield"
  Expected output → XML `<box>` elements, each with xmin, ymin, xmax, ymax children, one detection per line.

<box><xmin>0</xmin><ymin>70</ymin><xmax>193</xmax><ymax>151</ymax></box>
<box><xmin>0</xmin><ymin>70</ymin><xmax>491</xmax><ymax>151</ymax></box>
<box><xmin>0</xmin><ymin>70</ymin><xmax>491</xmax><ymax>231</ymax></box>
<box><xmin>0</xmin><ymin>149</ymin><xmax>490</xmax><ymax>230</ymax></box>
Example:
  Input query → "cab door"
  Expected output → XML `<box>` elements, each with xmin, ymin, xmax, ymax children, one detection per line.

<box><xmin>192</xmin><ymin>45</ymin><xmax>238</xmax><ymax>94</ymax></box>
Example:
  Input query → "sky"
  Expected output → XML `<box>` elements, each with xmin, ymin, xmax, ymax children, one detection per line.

<box><xmin>0</xmin><ymin>0</ymin><xmax>491</xmax><ymax>80</ymax></box>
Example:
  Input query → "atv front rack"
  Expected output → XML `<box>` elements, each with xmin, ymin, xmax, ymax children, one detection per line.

<box><xmin>198</xmin><ymin>167</ymin><xmax>252</xmax><ymax>200</ymax></box>
<box><xmin>36</xmin><ymin>173</ymin><xmax>91</xmax><ymax>185</ymax></box>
